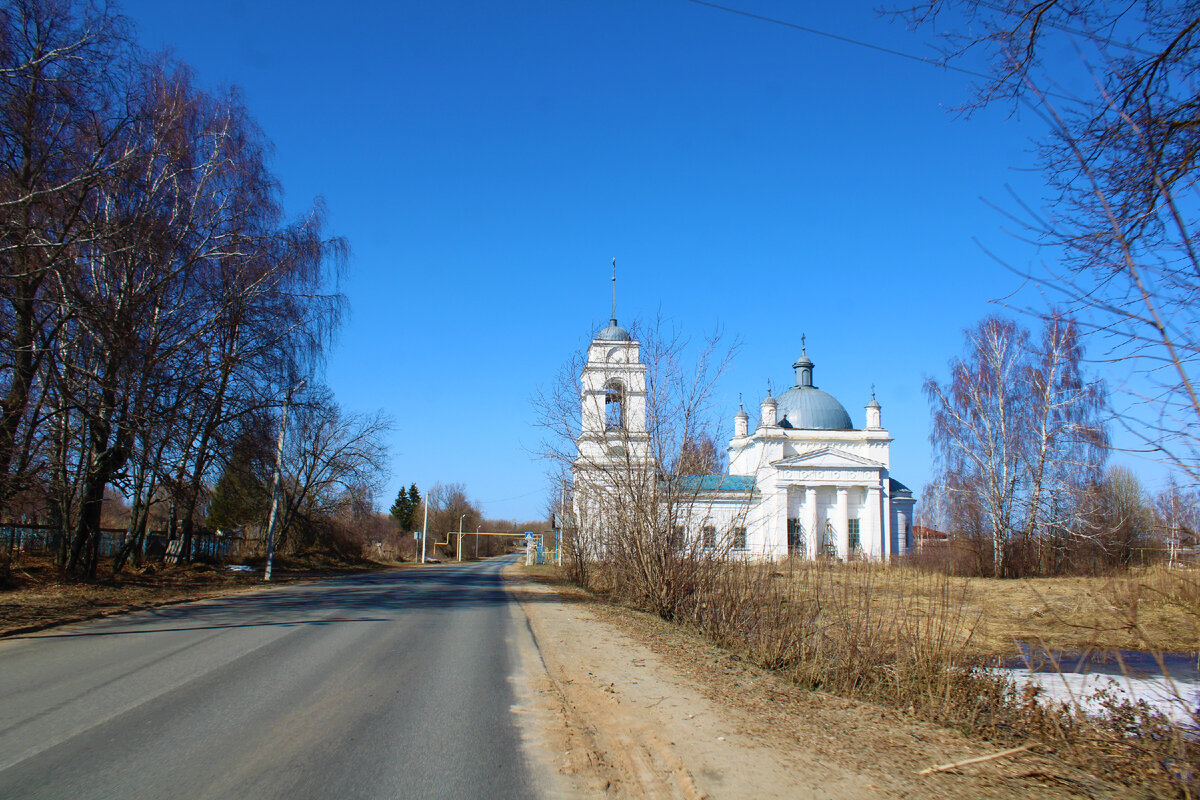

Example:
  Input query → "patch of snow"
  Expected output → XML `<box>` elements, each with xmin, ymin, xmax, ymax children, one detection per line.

<box><xmin>998</xmin><ymin>667</ymin><xmax>1199</xmax><ymax>727</ymax></box>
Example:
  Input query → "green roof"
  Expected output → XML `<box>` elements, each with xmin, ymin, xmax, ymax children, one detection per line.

<box><xmin>670</xmin><ymin>475</ymin><xmax>756</xmax><ymax>493</ymax></box>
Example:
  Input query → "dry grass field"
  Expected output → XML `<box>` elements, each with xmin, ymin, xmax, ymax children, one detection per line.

<box><xmin>960</xmin><ymin>568</ymin><xmax>1200</xmax><ymax>657</ymax></box>
<box><xmin>798</xmin><ymin>562</ymin><xmax>1200</xmax><ymax>658</ymax></box>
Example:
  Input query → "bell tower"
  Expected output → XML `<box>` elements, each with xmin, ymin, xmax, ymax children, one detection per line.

<box><xmin>576</xmin><ymin>261</ymin><xmax>649</xmax><ymax>467</ymax></box>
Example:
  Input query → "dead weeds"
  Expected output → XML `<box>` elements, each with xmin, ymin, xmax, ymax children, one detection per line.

<box><xmin>0</xmin><ymin>552</ymin><xmax>392</xmax><ymax>637</ymax></box>
<box><xmin>528</xmin><ymin>561</ymin><xmax>1200</xmax><ymax>797</ymax></box>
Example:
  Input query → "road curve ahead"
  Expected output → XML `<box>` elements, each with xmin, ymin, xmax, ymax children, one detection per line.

<box><xmin>0</xmin><ymin>555</ymin><xmax>550</xmax><ymax>800</ymax></box>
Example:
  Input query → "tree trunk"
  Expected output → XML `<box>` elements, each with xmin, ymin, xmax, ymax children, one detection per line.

<box><xmin>0</xmin><ymin>289</ymin><xmax>40</xmax><ymax>515</ymax></box>
<box><xmin>66</xmin><ymin>402</ymin><xmax>128</xmax><ymax>579</ymax></box>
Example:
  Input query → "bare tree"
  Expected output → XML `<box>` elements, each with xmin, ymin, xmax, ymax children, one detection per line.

<box><xmin>926</xmin><ymin>314</ymin><xmax>1107</xmax><ymax>576</ymax></box>
<box><xmin>273</xmin><ymin>389</ymin><xmax>391</xmax><ymax>553</ymax></box>
<box><xmin>900</xmin><ymin>1</ymin><xmax>1200</xmax><ymax>482</ymax></box>
<box><xmin>1094</xmin><ymin>465</ymin><xmax>1153</xmax><ymax>568</ymax></box>
<box><xmin>0</xmin><ymin>2</ymin><xmax>356</xmax><ymax>579</ymax></box>
<box><xmin>1154</xmin><ymin>479</ymin><xmax>1200</xmax><ymax>566</ymax></box>
<box><xmin>536</xmin><ymin>315</ymin><xmax>742</xmax><ymax>618</ymax></box>
<box><xmin>0</xmin><ymin>0</ymin><xmax>132</xmax><ymax>518</ymax></box>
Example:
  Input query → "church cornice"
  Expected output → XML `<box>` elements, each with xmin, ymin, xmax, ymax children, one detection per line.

<box><xmin>771</xmin><ymin>446</ymin><xmax>887</xmax><ymax>470</ymax></box>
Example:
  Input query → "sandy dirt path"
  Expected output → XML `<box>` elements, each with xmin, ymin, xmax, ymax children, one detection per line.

<box><xmin>505</xmin><ymin>566</ymin><xmax>1112</xmax><ymax>800</ymax></box>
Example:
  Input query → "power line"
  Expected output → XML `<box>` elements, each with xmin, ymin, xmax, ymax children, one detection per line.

<box><xmin>680</xmin><ymin>0</ymin><xmax>995</xmax><ymax>82</ymax></box>
<box><xmin>680</xmin><ymin>0</ymin><xmax>1086</xmax><ymax>104</ymax></box>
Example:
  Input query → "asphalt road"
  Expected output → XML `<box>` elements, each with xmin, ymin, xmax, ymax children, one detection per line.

<box><xmin>0</xmin><ymin>555</ymin><xmax>550</xmax><ymax>800</ymax></box>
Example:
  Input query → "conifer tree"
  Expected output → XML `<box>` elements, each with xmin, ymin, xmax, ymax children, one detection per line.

<box><xmin>390</xmin><ymin>483</ymin><xmax>420</xmax><ymax>531</ymax></box>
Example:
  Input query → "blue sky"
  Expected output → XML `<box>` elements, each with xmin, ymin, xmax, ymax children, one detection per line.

<box><xmin>121</xmin><ymin>0</ymin><xmax>1145</xmax><ymax>521</ymax></box>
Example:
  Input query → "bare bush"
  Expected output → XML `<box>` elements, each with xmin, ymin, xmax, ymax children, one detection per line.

<box><xmin>660</xmin><ymin>558</ymin><xmax>1198</xmax><ymax>793</ymax></box>
<box><xmin>536</xmin><ymin>313</ymin><xmax>742</xmax><ymax>619</ymax></box>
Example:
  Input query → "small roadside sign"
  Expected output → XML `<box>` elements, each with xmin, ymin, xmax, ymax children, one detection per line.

<box><xmin>524</xmin><ymin>531</ymin><xmax>533</xmax><ymax>541</ymax></box>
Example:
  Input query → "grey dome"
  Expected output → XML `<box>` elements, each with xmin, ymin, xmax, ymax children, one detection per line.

<box><xmin>769</xmin><ymin>342</ymin><xmax>855</xmax><ymax>430</ymax></box>
<box><xmin>596</xmin><ymin>318</ymin><xmax>631</xmax><ymax>341</ymax></box>
<box><xmin>775</xmin><ymin>386</ymin><xmax>854</xmax><ymax>430</ymax></box>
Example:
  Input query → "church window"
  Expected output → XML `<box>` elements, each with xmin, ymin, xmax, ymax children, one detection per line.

<box><xmin>731</xmin><ymin>527</ymin><xmax>746</xmax><ymax>550</ymax></box>
<box><xmin>787</xmin><ymin>518</ymin><xmax>805</xmax><ymax>557</ymax></box>
<box><xmin>848</xmin><ymin>519</ymin><xmax>861</xmax><ymax>553</ymax></box>
<box><xmin>604</xmin><ymin>381</ymin><xmax>624</xmax><ymax>430</ymax></box>
<box><xmin>701</xmin><ymin>525</ymin><xmax>716</xmax><ymax>549</ymax></box>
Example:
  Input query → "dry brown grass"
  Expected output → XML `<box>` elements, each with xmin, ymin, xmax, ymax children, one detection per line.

<box><xmin>0</xmin><ymin>551</ymin><xmax>391</xmax><ymax>637</ymax></box>
<box><xmin>791</xmin><ymin>562</ymin><xmax>1200</xmax><ymax>658</ymax></box>
<box><xmin>565</xmin><ymin>556</ymin><xmax>1200</xmax><ymax>796</ymax></box>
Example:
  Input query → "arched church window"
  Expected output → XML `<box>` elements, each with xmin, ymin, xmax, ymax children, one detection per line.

<box><xmin>604</xmin><ymin>381</ymin><xmax>624</xmax><ymax>430</ymax></box>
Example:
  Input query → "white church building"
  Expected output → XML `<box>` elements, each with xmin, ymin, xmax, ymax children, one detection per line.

<box><xmin>573</xmin><ymin>312</ymin><xmax>915</xmax><ymax>561</ymax></box>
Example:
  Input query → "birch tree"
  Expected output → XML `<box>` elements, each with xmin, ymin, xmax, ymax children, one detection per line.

<box><xmin>901</xmin><ymin>1</ymin><xmax>1200</xmax><ymax>482</ymax></box>
<box><xmin>926</xmin><ymin>314</ymin><xmax>1107</xmax><ymax>576</ymax></box>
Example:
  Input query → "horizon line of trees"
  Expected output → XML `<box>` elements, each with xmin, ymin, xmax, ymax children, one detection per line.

<box><xmin>386</xmin><ymin>480</ymin><xmax>547</xmax><ymax>560</ymax></box>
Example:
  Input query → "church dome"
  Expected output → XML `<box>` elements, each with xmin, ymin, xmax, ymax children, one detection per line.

<box><xmin>773</xmin><ymin>343</ymin><xmax>854</xmax><ymax>430</ymax></box>
<box><xmin>775</xmin><ymin>386</ymin><xmax>854</xmax><ymax>430</ymax></box>
<box><xmin>596</xmin><ymin>318</ymin><xmax>631</xmax><ymax>341</ymax></box>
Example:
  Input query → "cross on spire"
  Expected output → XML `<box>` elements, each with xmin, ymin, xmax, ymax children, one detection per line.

<box><xmin>801</xmin><ymin>332</ymin><xmax>806</xmax><ymax>354</ymax></box>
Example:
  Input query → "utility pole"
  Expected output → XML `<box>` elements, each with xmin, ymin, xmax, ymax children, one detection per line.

<box><xmin>420</xmin><ymin>490</ymin><xmax>430</xmax><ymax>564</ymax></box>
<box><xmin>458</xmin><ymin>514</ymin><xmax>465</xmax><ymax>561</ymax></box>
<box><xmin>558</xmin><ymin>482</ymin><xmax>566</xmax><ymax>567</ymax></box>
<box><xmin>264</xmin><ymin>379</ymin><xmax>305</xmax><ymax>581</ymax></box>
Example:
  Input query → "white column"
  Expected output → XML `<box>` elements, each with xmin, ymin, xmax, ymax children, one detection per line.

<box><xmin>836</xmin><ymin>487</ymin><xmax>850</xmax><ymax>559</ymax></box>
<box><xmin>804</xmin><ymin>485</ymin><xmax>819</xmax><ymax>560</ymax></box>
<box><xmin>866</xmin><ymin>485</ymin><xmax>882</xmax><ymax>561</ymax></box>
<box><xmin>882</xmin><ymin>479</ymin><xmax>892</xmax><ymax>562</ymax></box>
<box><xmin>772</xmin><ymin>484</ymin><xmax>792</xmax><ymax>561</ymax></box>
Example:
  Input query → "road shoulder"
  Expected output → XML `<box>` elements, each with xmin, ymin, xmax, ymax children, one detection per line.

<box><xmin>505</xmin><ymin>564</ymin><xmax>1092</xmax><ymax>800</ymax></box>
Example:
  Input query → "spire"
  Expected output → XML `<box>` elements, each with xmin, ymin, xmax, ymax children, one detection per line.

<box><xmin>595</xmin><ymin>258</ymin><xmax>631</xmax><ymax>342</ymax></box>
<box><xmin>610</xmin><ymin>257</ymin><xmax>617</xmax><ymax>325</ymax></box>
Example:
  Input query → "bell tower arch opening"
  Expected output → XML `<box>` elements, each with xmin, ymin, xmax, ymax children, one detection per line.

<box><xmin>604</xmin><ymin>380</ymin><xmax>625</xmax><ymax>431</ymax></box>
